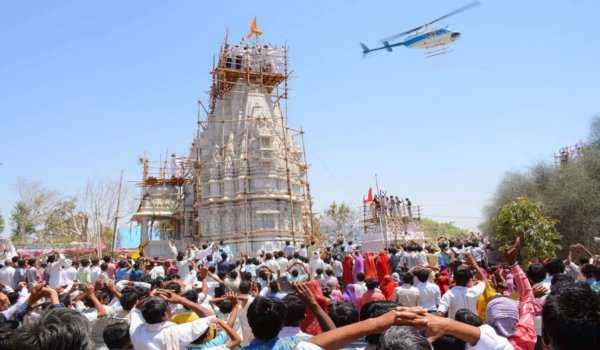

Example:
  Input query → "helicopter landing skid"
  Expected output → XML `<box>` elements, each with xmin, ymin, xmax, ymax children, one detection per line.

<box><xmin>425</xmin><ymin>46</ymin><xmax>452</xmax><ymax>58</ymax></box>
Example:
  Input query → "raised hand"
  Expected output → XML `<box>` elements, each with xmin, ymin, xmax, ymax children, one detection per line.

<box><xmin>84</xmin><ymin>283</ymin><xmax>95</xmax><ymax>296</ymax></box>
<box><xmin>292</xmin><ymin>282</ymin><xmax>317</xmax><ymax>306</ymax></box>
<box><xmin>393</xmin><ymin>307</ymin><xmax>429</xmax><ymax>327</ymax></box>
<box><xmin>504</xmin><ymin>237</ymin><xmax>521</xmax><ymax>265</ymax></box>
<box><xmin>533</xmin><ymin>284</ymin><xmax>548</xmax><ymax>298</ymax></box>
<box><xmin>156</xmin><ymin>289</ymin><xmax>184</xmax><ymax>304</ymax></box>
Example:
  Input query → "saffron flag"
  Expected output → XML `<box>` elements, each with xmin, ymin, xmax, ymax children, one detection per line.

<box><xmin>364</xmin><ymin>187</ymin><xmax>373</xmax><ymax>203</ymax></box>
<box><xmin>245</xmin><ymin>17</ymin><xmax>263</xmax><ymax>39</ymax></box>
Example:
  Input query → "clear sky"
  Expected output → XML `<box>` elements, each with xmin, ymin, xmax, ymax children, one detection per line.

<box><xmin>1</xmin><ymin>0</ymin><xmax>600</xmax><ymax>245</ymax></box>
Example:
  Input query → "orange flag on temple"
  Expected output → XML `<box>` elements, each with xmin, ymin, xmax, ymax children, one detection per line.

<box><xmin>245</xmin><ymin>17</ymin><xmax>263</xmax><ymax>39</ymax></box>
<box><xmin>364</xmin><ymin>187</ymin><xmax>373</xmax><ymax>203</ymax></box>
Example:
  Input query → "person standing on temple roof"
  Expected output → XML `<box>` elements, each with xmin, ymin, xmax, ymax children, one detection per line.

<box><xmin>406</xmin><ymin>198</ymin><xmax>412</xmax><ymax>217</ymax></box>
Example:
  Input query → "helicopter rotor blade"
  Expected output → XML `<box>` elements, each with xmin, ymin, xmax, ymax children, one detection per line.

<box><xmin>380</xmin><ymin>25</ymin><xmax>425</xmax><ymax>43</ymax></box>
<box><xmin>425</xmin><ymin>1</ymin><xmax>480</xmax><ymax>27</ymax></box>
<box><xmin>379</xmin><ymin>1</ymin><xmax>480</xmax><ymax>43</ymax></box>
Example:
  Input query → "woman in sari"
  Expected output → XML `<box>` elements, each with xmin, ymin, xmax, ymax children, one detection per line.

<box><xmin>342</xmin><ymin>284</ymin><xmax>360</xmax><ymax>309</ymax></box>
<box><xmin>376</xmin><ymin>251</ymin><xmax>390</xmax><ymax>283</ymax></box>
<box><xmin>342</xmin><ymin>254</ymin><xmax>354</xmax><ymax>286</ymax></box>
<box><xmin>364</xmin><ymin>252</ymin><xmax>377</xmax><ymax>280</ymax></box>
<box><xmin>353</xmin><ymin>251</ymin><xmax>364</xmax><ymax>283</ymax></box>
<box><xmin>380</xmin><ymin>275</ymin><xmax>398</xmax><ymax>301</ymax></box>
<box><xmin>436</xmin><ymin>266</ymin><xmax>451</xmax><ymax>296</ymax></box>
<box><xmin>300</xmin><ymin>280</ymin><xmax>332</xmax><ymax>335</ymax></box>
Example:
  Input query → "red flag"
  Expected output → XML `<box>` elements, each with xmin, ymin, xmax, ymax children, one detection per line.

<box><xmin>367</xmin><ymin>187</ymin><xmax>373</xmax><ymax>202</ymax></box>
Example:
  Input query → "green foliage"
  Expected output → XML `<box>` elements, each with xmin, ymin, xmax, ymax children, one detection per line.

<box><xmin>10</xmin><ymin>201</ymin><xmax>36</xmax><ymax>241</ymax></box>
<box><xmin>482</xmin><ymin>116</ymin><xmax>600</xmax><ymax>253</ymax></box>
<box><xmin>43</xmin><ymin>199</ymin><xmax>87</xmax><ymax>241</ymax></box>
<box><xmin>0</xmin><ymin>212</ymin><xmax>4</xmax><ymax>234</ymax></box>
<box><xmin>493</xmin><ymin>197</ymin><xmax>562</xmax><ymax>260</ymax></box>
<box><xmin>420</xmin><ymin>218</ymin><xmax>469</xmax><ymax>239</ymax></box>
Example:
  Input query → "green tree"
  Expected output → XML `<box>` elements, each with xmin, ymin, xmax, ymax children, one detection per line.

<box><xmin>493</xmin><ymin>197</ymin><xmax>562</xmax><ymax>261</ymax></box>
<box><xmin>10</xmin><ymin>201</ymin><xmax>36</xmax><ymax>241</ymax></box>
<box><xmin>44</xmin><ymin>199</ymin><xmax>87</xmax><ymax>242</ymax></box>
<box><xmin>482</xmin><ymin>116</ymin><xmax>600</xmax><ymax>252</ymax></box>
<box><xmin>0</xmin><ymin>212</ymin><xmax>4</xmax><ymax>234</ymax></box>
<box><xmin>420</xmin><ymin>218</ymin><xmax>469</xmax><ymax>239</ymax></box>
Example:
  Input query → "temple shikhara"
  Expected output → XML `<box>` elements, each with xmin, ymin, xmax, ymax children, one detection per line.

<box><xmin>132</xmin><ymin>33</ymin><xmax>312</xmax><ymax>257</ymax></box>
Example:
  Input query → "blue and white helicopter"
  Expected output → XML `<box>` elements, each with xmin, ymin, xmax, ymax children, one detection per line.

<box><xmin>360</xmin><ymin>1</ymin><xmax>480</xmax><ymax>58</ymax></box>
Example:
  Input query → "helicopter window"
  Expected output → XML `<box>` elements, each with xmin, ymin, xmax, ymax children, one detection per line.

<box><xmin>427</xmin><ymin>32</ymin><xmax>436</xmax><ymax>38</ymax></box>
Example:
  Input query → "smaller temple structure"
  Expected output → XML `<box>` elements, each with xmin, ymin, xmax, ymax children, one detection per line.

<box><xmin>131</xmin><ymin>155</ymin><xmax>196</xmax><ymax>257</ymax></box>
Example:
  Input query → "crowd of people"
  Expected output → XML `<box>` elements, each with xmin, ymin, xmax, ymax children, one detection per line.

<box><xmin>370</xmin><ymin>194</ymin><xmax>413</xmax><ymax>219</ymax></box>
<box><xmin>0</xmin><ymin>236</ymin><xmax>598</xmax><ymax>350</ymax></box>
<box><xmin>221</xmin><ymin>43</ymin><xmax>285</xmax><ymax>74</ymax></box>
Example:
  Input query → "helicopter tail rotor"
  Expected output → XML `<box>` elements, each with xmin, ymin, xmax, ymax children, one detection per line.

<box><xmin>360</xmin><ymin>42</ymin><xmax>371</xmax><ymax>57</ymax></box>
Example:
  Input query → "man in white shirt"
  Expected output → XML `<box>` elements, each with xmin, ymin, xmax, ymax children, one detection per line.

<box><xmin>237</xmin><ymin>280</ymin><xmax>255</xmax><ymax>346</ymax></box>
<box><xmin>298</xmin><ymin>244</ymin><xmax>308</xmax><ymax>258</ymax></box>
<box><xmin>90</xmin><ymin>258</ymin><xmax>102</xmax><ymax>285</ymax></box>
<box><xmin>276</xmin><ymin>251</ymin><xmax>289</xmax><ymax>277</ymax></box>
<box><xmin>283</xmin><ymin>241</ymin><xmax>295</xmax><ymax>257</ymax></box>
<box><xmin>309</xmin><ymin>252</ymin><xmax>325</xmax><ymax>278</ymax></box>
<box><xmin>46</xmin><ymin>251</ymin><xmax>66</xmax><ymax>288</ymax></box>
<box><xmin>150</xmin><ymin>261</ymin><xmax>166</xmax><ymax>280</ymax></box>
<box><xmin>261</xmin><ymin>253</ymin><xmax>280</xmax><ymax>277</ymax></box>
<box><xmin>175</xmin><ymin>251</ymin><xmax>193</xmax><ymax>284</ymax></box>
<box><xmin>0</xmin><ymin>260</ymin><xmax>16</xmax><ymax>290</ymax></box>
<box><xmin>393</xmin><ymin>272</ymin><xmax>420</xmax><ymax>307</ymax></box>
<box><xmin>192</xmin><ymin>243</ymin><xmax>214</xmax><ymax>261</ymax></box>
<box><xmin>400</xmin><ymin>247</ymin><xmax>418</xmax><ymax>270</ymax></box>
<box><xmin>414</xmin><ymin>269</ymin><xmax>441</xmax><ymax>312</ymax></box>
<box><xmin>353</xmin><ymin>273</ymin><xmax>367</xmax><ymax>297</ymax></box>
<box><xmin>59</xmin><ymin>259</ymin><xmax>77</xmax><ymax>287</ymax></box>
<box><xmin>129</xmin><ymin>289</ymin><xmax>216</xmax><ymax>350</ymax></box>
<box><xmin>331</xmin><ymin>258</ymin><xmax>343</xmax><ymax>282</ymax></box>
<box><xmin>437</xmin><ymin>253</ymin><xmax>487</xmax><ymax>319</ymax></box>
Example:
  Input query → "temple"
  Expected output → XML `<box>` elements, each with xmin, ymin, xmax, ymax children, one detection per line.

<box><xmin>132</xmin><ymin>35</ymin><xmax>312</xmax><ymax>257</ymax></box>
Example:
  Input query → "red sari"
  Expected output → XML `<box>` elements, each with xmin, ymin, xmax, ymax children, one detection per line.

<box><xmin>342</xmin><ymin>255</ymin><xmax>354</xmax><ymax>286</ymax></box>
<box><xmin>376</xmin><ymin>251</ymin><xmax>390</xmax><ymax>283</ymax></box>
<box><xmin>436</xmin><ymin>270</ymin><xmax>451</xmax><ymax>296</ymax></box>
<box><xmin>364</xmin><ymin>252</ymin><xmax>377</xmax><ymax>280</ymax></box>
<box><xmin>300</xmin><ymin>280</ymin><xmax>330</xmax><ymax>335</ymax></box>
<box><xmin>380</xmin><ymin>275</ymin><xmax>398</xmax><ymax>300</ymax></box>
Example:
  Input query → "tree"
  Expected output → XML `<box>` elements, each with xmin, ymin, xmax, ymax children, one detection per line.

<box><xmin>493</xmin><ymin>197</ymin><xmax>562</xmax><ymax>261</ymax></box>
<box><xmin>321</xmin><ymin>201</ymin><xmax>360</xmax><ymax>242</ymax></box>
<box><xmin>43</xmin><ymin>199</ymin><xmax>88</xmax><ymax>242</ymax></box>
<box><xmin>0</xmin><ymin>212</ymin><xmax>4</xmax><ymax>235</ymax></box>
<box><xmin>10</xmin><ymin>202</ymin><xmax>36</xmax><ymax>241</ymax></box>
<box><xmin>10</xmin><ymin>178</ymin><xmax>60</xmax><ymax>241</ymax></box>
<box><xmin>78</xmin><ymin>177</ymin><xmax>133</xmax><ymax>252</ymax></box>
<box><xmin>420</xmin><ymin>218</ymin><xmax>469</xmax><ymax>239</ymax></box>
<box><xmin>482</xmin><ymin>117</ymin><xmax>600</xmax><ymax>252</ymax></box>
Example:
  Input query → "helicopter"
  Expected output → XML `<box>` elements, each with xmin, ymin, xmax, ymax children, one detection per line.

<box><xmin>360</xmin><ymin>1</ymin><xmax>480</xmax><ymax>58</ymax></box>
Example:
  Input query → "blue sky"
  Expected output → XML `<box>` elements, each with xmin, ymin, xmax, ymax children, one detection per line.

<box><xmin>1</xmin><ymin>0</ymin><xmax>600</xmax><ymax>247</ymax></box>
